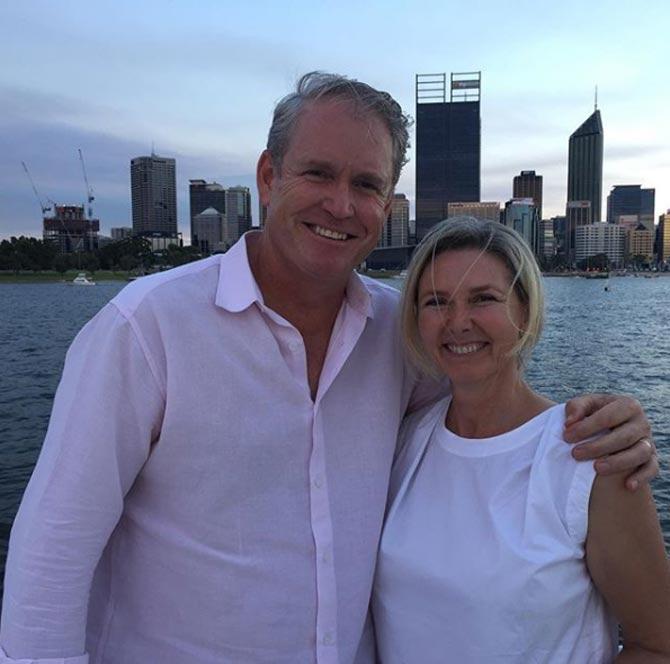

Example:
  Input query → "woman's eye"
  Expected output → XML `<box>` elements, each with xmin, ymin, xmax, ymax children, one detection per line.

<box><xmin>422</xmin><ymin>297</ymin><xmax>443</xmax><ymax>307</ymax></box>
<box><xmin>473</xmin><ymin>293</ymin><xmax>497</xmax><ymax>304</ymax></box>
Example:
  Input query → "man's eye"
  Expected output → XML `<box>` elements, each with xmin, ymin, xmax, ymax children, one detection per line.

<box><xmin>304</xmin><ymin>169</ymin><xmax>328</xmax><ymax>179</ymax></box>
<box><xmin>356</xmin><ymin>180</ymin><xmax>382</xmax><ymax>193</ymax></box>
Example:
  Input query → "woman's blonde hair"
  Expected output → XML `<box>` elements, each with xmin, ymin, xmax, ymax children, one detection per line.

<box><xmin>400</xmin><ymin>216</ymin><xmax>544</xmax><ymax>377</ymax></box>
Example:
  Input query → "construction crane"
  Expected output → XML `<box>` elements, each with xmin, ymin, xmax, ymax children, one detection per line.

<box><xmin>21</xmin><ymin>161</ymin><xmax>53</xmax><ymax>216</ymax></box>
<box><xmin>78</xmin><ymin>148</ymin><xmax>95</xmax><ymax>220</ymax></box>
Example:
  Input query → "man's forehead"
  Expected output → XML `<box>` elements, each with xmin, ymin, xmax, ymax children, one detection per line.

<box><xmin>288</xmin><ymin>99</ymin><xmax>393</xmax><ymax>170</ymax></box>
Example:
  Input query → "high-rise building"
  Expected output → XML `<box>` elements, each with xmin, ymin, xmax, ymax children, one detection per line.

<box><xmin>189</xmin><ymin>180</ymin><xmax>226</xmax><ymax>246</ymax></box>
<box><xmin>192</xmin><ymin>207</ymin><xmax>224</xmax><ymax>254</ymax></box>
<box><xmin>626</xmin><ymin>223</ymin><xmax>654</xmax><ymax>263</ymax></box>
<box><xmin>575</xmin><ymin>223</ymin><xmax>625</xmax><ymax>268</ymax></box>
<box><xmin>225</xmin><ymin>186</ymin><xmax>252</xmax><ymax>245</ymax></box>
<box><xmin>43</xmin><ymin>205</ymin><xmax>99</xmax><ymax>253</ymax></box>
<box><xmin>378</xmin><ymin>193</ymin><xmax>409</xmax><ymax>248</ymax></box>
<box><xmin>551</xmin><ymin>215</ymin><xmax>568</xmax><ymax>259</ymax></box>
<box><xmin>503</xmin><ymin>198</ymin><xmax>539</xmax><ymax>255</ymax></box>
<box><xmin>110</xmin><ymin>227</ymin><xmax>132</xmax><ymax>241</ymax></box>
<box><xmin>565</xmin><ymin>201</ymin><xmax>592</xmax><ymax>264</ymax></box>
<box><xmin>606</xmin><ymin>185</ymin><xmax>655</xmax><ymax>232</ymax></box>
<box><xmin>567</xmin><ymin>109</ymin><xmax>603</xmax><ymax>223</ymax></box>
<box><xmin>415</xmin><ymin>71</ymin><xmax>481</xmax><ymax>241</ymax></box>
<box><xmin>447</xmin><ymin>201</ymin><xmax>500</xmax><ymax>222</ymax></box>
<box><xmin>539</xmin><ymin>219</ymin><xmax>556</xmax><ymax>260</ymax></box>
<box><xmin>131</xmin><ymin>154</ymin><xmax>177</xmax><ymax>236</ymax></box>
<box><xmin>658</xmin><ymin>211</ymin><xmax>670</xmax><ymax>264</ymax></box>
<box><xmin>513</xmin><ymin>171</ymin><xmax>543</xmax><ymax>220</ymax></box>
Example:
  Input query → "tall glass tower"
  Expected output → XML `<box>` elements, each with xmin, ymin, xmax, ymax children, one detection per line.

<box><xmin>415</xmin><ymin>72</ymin><xmax>481</xmax><ymax>241</ymax></box>
<box><xmin>567</xmin><ymin>109</ymin><xmax>603</xmax><ymax>223</ymax></box>
<box><xmin>131</xmin><ymin>154</ymin><xmax>177</xmax><ymax>236</ymax></box>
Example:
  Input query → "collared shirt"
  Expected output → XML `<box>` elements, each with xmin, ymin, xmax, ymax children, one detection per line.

<box><xmin>1</xmin><ymin>234</ymin><xmax>431</xmax><ymax>664</ymax></box>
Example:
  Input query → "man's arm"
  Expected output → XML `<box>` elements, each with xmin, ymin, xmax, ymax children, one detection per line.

<box><xmin>0</xmin><ymin>303</ymin><xmax>164</xmax><ymax>660</ymax></box>
<box><xmin>564</xmin><ymin>394</ymin><xmax>658</xmax><ymax>489</ymax></box>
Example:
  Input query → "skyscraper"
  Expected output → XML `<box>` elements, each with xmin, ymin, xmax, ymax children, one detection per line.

<box><xmin>565</xmin><ymin>201</ymin><xmax>592</xmax><ymax>264</ymax></box>
<box><xmin>225</xmin><ymin>186</ymin><xmax>252</xmax><ymax>246</ymax></box>
<box><xmin>567</xmin><ymin>109</ymin><xmax>603</xmax><ymax>223</ymax></box>
<box><xmin>189</xmin><ymin>180</ymin><xmax>226</xmax><ymax>246</ymax></box>
<box><xmin>131</xmin><ymin>154</ymin><xmax>177</xmax><ymax>236</ymax></box>
<box><xmin>415</xmin><ymin>71</ymin><xmax>481</xmax><ymax>241</ymax></box>
<box><xmin>658</xmin><ymin>211</ymin><xmax>670</xmax><ymax>264</ymax></box>
<box><xmin>503</xmin><ymin>198</ymin><xmax>539</xmax><ymax>256</ymax></box>
<box><xmin>378</xmin><ymin>193</ymin><xmax>409</xmax><ymax>247</ymax></box>
<box><xmin>606</xmin><ymin>185</ymin><xmax>655</xmax><ymax>232</ymax></box>
<box><xmin>513</xmin><ymin>171</ymin><xmax>543</xmax><ymax>220</ymax></box>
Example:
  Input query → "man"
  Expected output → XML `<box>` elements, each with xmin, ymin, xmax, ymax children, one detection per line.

<box><xmin>0</xmin><ymin>73</ymin><xmax>656</xmax><ymax>663</ymax></box>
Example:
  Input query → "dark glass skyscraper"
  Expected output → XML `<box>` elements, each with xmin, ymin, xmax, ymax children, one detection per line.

<box><xmin>415</xmin><ymin>72</ymin><xmax>481</xmax><ymax>240</ymax></box>
<box><xmin>606</xmin><ymin>184</ymin><xmax>655</xmax><ymax>231</ymax></box>
<box><xmin>567</xmin><ymin>110</ymin><xmax>603</xmax><ymax>223</ymax></box>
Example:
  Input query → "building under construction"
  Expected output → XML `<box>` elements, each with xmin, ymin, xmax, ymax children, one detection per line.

<box><xmin>43</xmin><ymin>205</ymin><xmax>99</xmax><ymax>253</ymax></box>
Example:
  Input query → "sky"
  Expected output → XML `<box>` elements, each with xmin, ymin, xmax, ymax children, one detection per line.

<box><xmin>1</xmin><ymin>0</ymin><xmax>668</xmax><ymax>242</ymax></box>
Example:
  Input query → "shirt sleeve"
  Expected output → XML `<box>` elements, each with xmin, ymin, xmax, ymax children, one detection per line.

<box><xmin>0</xmin><ymin>302</ymin><xmax>165</xmax><ymax>660</ymax></box>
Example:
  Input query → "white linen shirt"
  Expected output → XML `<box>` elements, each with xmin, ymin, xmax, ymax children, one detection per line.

<box><xmin>1</xmin><ymin>234</ymin><xmax>425</xmax><ymax>664</ymax></box>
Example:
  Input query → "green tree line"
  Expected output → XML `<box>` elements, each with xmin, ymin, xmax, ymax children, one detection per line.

<box><xmin>0</xmin><ymin>236</ymin><xmax>202</xmax><ymax>273</ymax></box>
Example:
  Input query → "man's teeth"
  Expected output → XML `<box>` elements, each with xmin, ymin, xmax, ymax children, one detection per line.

<box><xmin>312</xmin><ymin>225</ymin><xmax>348</xmax><ymax>241</ymax></box>
<box><xmin>447</xmin><ymin>343</ymin><xmax>485</xmax><ymax>355</ymax></box>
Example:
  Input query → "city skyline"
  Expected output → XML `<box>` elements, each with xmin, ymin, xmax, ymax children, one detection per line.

<box><xmin>1</xmin><ymin>1</ymin><xmax>668</xmax><ymax>240</ymax></box>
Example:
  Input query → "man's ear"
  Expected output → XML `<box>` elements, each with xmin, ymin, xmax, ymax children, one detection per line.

<box><xmin>257</xmin><ymin>150</ymin><xmax>276</xmax><ymax>206</ymax></box>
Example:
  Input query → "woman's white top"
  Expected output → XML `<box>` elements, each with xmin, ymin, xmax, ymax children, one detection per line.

<box><xmin>373</xmin><ymin>398</ymin><xmax>617</xmax><ymax>664</ymax></box>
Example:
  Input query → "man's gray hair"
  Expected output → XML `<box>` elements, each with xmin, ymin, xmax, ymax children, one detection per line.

<box><xmin>267</xmin><ymin>71</ymin><xmax>412</xmax><ymax>188</ymax></box>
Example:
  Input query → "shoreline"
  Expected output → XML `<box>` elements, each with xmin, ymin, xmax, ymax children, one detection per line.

<box><xmin>0</xmin><ymin>271</ymin><xmax>134</xmax><ymax>283</ymax></box>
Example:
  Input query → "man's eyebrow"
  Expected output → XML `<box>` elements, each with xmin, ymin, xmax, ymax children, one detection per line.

<box><xmin>296</xmin><ymin>158</ymin><xmax>334</xmax><ymax>171</ymax></box>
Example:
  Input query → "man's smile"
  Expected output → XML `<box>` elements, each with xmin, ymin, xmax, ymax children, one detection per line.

<box><xmin>305</xmin><ymin>223</ymin><xmax>353</xmax><ymax>242</ymax></box>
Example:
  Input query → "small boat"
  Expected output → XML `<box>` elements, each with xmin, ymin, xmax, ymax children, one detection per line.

<box><xmin>70</xmin><ymin>272</ymin><xmax>96</xmax><ymax>286</ymax></box>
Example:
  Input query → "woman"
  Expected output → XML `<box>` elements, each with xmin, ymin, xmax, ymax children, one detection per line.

<box><xmin>373</xmin><ymin>217</ymin><xmax>670</xmax><ymax>663</ymax></box>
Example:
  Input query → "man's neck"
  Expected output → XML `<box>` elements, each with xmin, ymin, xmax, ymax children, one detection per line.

<box><xmin>246</xmin><ymin>233</ymin><xmax>352</xmax><ymax>399</ymax></box>
<box><xmin>246</xmin><ymin>232</ymin><xmax>349</xmax><ymax>335</ymax></box>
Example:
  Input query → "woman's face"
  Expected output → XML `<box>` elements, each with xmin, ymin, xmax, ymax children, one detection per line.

<box><xmin>416</xmin><ymin>248</ymin><xmax>526</xmax><ymax>388</ymax></box>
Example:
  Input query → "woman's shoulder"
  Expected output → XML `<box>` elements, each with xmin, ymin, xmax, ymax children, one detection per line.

<box><xmin>388</xmin><ymin>397</ymin><xmax>450</xmax><ymax>504</ymax></box>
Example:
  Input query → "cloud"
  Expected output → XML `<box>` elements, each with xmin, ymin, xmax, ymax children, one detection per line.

<box><xmin>0</xmin><ymin>107</ymin><xmax>259</xmax><ymax>238</ymax></box>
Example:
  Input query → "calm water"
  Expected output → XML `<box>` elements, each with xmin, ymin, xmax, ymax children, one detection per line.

<box><xmin>1</xmin><ymin>276</ymin><xmax>669</xmax><ymax>595</ymax></box>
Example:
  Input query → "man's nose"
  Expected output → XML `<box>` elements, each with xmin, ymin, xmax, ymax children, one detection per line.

<box><xmin>322</xmin><ymin>180</ymin><xmax>354</xmax><ymax>218</ymax></box>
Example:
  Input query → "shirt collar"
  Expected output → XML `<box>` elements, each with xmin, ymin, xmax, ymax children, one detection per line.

<box><xmin>215</xmin><ymin>231</ymin><xmax>374</xmax><ymax>320</ymax></box>
<box><xmin>215</xmin><ymin>232</ymin><xmax>264</xmax><ymax>312</ymax></box>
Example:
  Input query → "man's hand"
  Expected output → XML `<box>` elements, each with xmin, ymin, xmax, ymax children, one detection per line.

<box><xmin>564</xmin><ymin>394</ymin><xmax>658</xmax><ymax>491</ymax></box>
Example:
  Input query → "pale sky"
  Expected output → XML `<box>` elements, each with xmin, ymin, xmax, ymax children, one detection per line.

<box><xmin>1</xmin><ymin>0</ymin><xmax>668</xmax><ymax>241</ymax></box>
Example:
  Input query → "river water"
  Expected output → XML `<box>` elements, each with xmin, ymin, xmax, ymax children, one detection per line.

<box><xmin>1</xmin><ymin>275</ymin><xmax>669</xmax><ymax>595</ymax></box>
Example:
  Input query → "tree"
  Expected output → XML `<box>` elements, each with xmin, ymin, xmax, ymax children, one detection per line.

<box><xmin>577</xmin><ymin>253</ymin><xmax>609</xmax><ymax>271</ymax></box>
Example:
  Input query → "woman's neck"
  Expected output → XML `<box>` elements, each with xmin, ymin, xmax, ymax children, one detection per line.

<box><xmin>447</xmin><ymin>372</ymin><xmax>554</xmax><ymax>439</ymax></box>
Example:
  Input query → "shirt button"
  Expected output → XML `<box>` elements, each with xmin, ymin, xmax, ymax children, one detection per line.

<box><xmin>289</xmin><ymin>341</ymin><xmax>300</xmax><ymax>352</ymax></box>
<box><xmin>313</xmin><ymin>476</ymin><xmax>323</xmax><ymax>489</ymax></box>
<box><xmin>322</xmin><ymin>632</ymin><xmax>334</xmax><ymax>646</ymax></box>
<box><xmin>321</xmin><ymin>551</ymin><xmax>330</xmax><ymax>564</ymax></box>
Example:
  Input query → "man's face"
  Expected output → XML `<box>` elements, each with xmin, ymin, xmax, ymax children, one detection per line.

<box><xmin>258</xmin><ymin>98</ymin><xmax>394</xmax><ymax>286</ymax></box>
